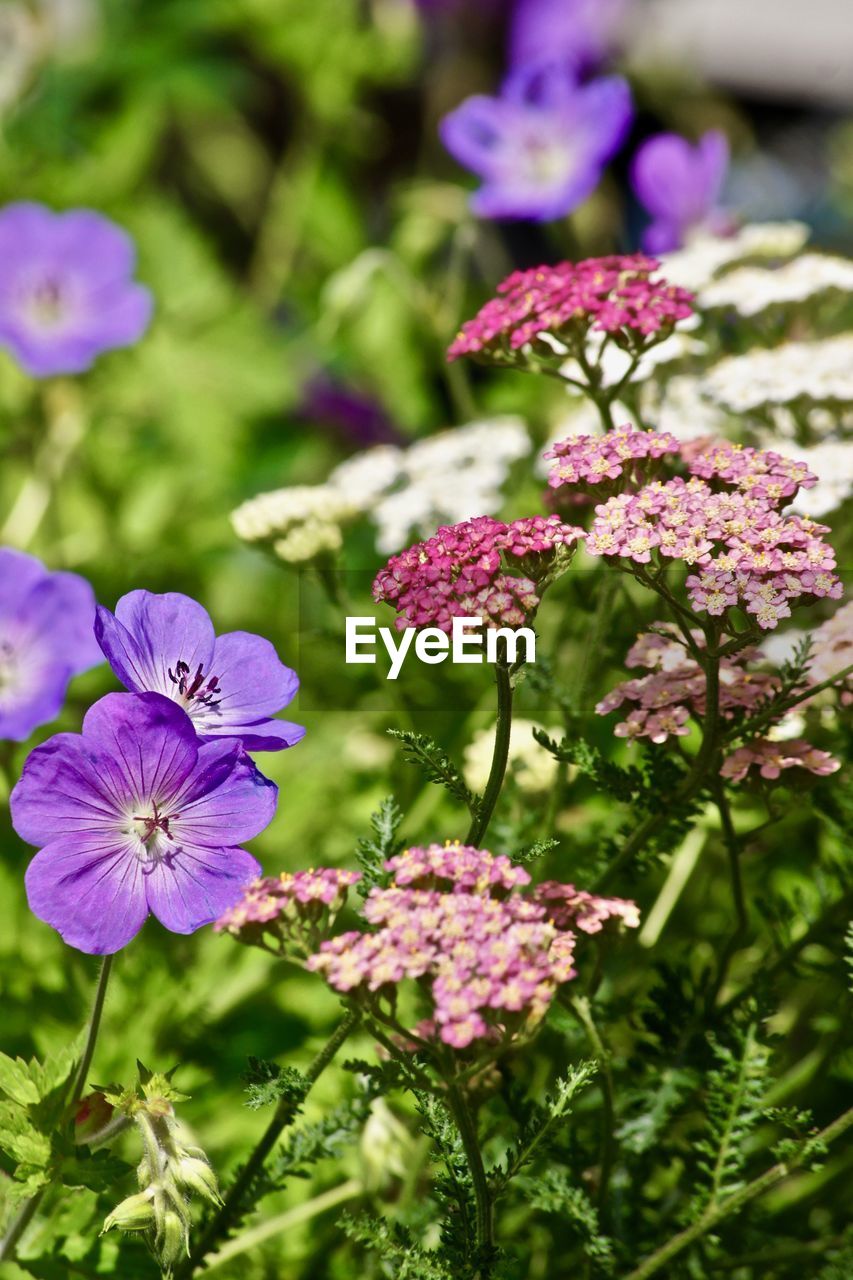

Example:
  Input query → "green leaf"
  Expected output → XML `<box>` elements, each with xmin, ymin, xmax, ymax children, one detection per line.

<box><xmin>355</xmin><ymin>797</ymin><xmax>405</xmax><ymax>895</ymax></box>
<box><xmin>387</xmin><ymin>730</ymin><xmax>474</xmax><ymax>811</ymax></box>
<box><xmin>0</xmin><ymin>1054</ymin><xmax>41</xmax><ymax>1106</ymax></box>
<box><xmin>242</xmin><ymin>1058</ymin><xmax>309</xmax><ymax>1111</ymax></box>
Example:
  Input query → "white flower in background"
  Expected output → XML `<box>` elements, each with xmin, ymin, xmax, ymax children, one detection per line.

<box><xmin>560</xmin><ymin>318</ymin><xmax>707</xmax><ymax>389</ymax></box>
<box><xmin>808</xmin><ymin>600</ymin><xmax>853</xmax><ymax>690</ymax></box>
<box><xmin>659</xmin><ymin>221</ymin><xmax>809</xmax><ymax>291</ymax></box>
<box><xmin>351</xmin><ymin>417</ymin><xmax>531</xmax><ymax>553</ymax></box>
<box><xmin>329</xmin><ymin>445</ymin><xmax>405</xmax><ymax>507</ymax></box>
<box><xmin>699</xmin><ymin>253</ymin><xmax>853</xmax><ymax>315</ymax></box>
<box><xmin>464</xmin><ymin>719</ymin><xmax>565</xmax><ymax>795</ymax></box>
<box><xmin>0</xmin><ymin>0</ymin><xmax>97</xmax><ymax>110</ymax></box>
<box><xmin>767</xmin><ymin>440</ymin><xmax>853</xmax><ymax>518</ymax></box>
<box><xmin>644</xmin><ymin>374</ymin><xmax>731</xmax><ymax>443</ymax></box>
<box><xmin>701</xmin><ymin>334</ymin><xmax>853</xmax><ymax>412</ymax></box>
<box><xmin>231</xmin><ymin>484</ymin><xmax>354</xmax><ymax>563</ymax></box>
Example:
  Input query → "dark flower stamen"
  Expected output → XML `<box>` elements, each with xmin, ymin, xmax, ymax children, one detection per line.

<box><xmin>132</xmin><ymin>801</ymin><xmax>178</xmax><ymax>845</ymax></box>
<box><xmin>168</xmin><ymin>659</ymin><xmax>222</xmax><ymax>708</ymax></box>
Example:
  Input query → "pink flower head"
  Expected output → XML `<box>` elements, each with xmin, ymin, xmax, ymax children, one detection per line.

<box><xmin>447</xmin><ymin>255</ymin><xmax>694</xmax><ymax>364</ymax></box>
<box><xmin>545</xmin><ymin>424</ymin><xmax>681</xmax><ymax>494</ymax></box>
<box><xmin>214</xmin><ymin>867</ymin><xmax>361</xmax><ymax>956</ymax></box>
<box><xmin>372</xmin><ymin>514</ymin><xmax>583</xmax><ymax>634</ymax></box>
<box><xmin>721</xmin><ymin>739</ymin><xmax>840</xmax><ymax>784</ymax></box>
<box><xmin>307</xmin><ymin>842</ymin><xmax>637</xmax><ymax>1051</ymax></box>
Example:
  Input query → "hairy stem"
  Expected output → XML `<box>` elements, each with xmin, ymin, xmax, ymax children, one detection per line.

<box><xmin>466</xmin><ymin>662</ymin><xmax>513</xmax><ymax>847</ymax></box>
<box><xmin>623</xmin><ymin>1105</ymin><xmax>853</xmax><ymax>1280</ymax></box>
<box><xmin>445</xmin><ymin>1081</ymin><xmax>495</xmax><ymax>1272</ymax></box>
<box><xmin>181</xmin><ymin>1009</ymin><xmax>360</xmax><ymax>1277</ymax></box>
<box><xmin>0</xmin><ymin>955</ymin><xmax>114</xmax><ymax>1262</ymax></box>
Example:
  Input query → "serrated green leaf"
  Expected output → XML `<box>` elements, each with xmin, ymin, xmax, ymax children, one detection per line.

<box><xmin>0</xmin><ymin>1054</ymin><xmax>41</xmax><ymax>1107</ymax></box>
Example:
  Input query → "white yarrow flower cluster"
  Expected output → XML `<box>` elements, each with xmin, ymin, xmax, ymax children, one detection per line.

<box><xmin>231</xmin><ymin>485</ymin><xmax>355</xmax><ymax>563</ymax></box>
<box><xmin>700</xmin><ymin>334</ymin><xmax>853</xmax><ymax>412</ymax></box>
<box><xmin>659</xmin><ymin>222</ymin><xmax>809</xmax><ymax>291</ymax></box>
<box><xmin>699</xmin><ymin>253</ymin><xmax>853</xmax><ymax>315</ymax></box>
<box><xmin>464</xmin><ymin>719</ymin><xmax>565</xmax><ymax>796</ymax></box>
<box><xmin>330</xmin><ymin>416</ymin><xmax>531</xmax><ymax>553</ymax></box>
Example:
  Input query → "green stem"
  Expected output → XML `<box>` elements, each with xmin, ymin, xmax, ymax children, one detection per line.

<box><xmin>0</xmin><ymin>955</ymin><xmax>113</xmax><ymax>1262</ymax></box>
<box><xmin>570</xmin><ymin>996</ymin><xmax>616</xmax><ymax>1218</ymax></box>
<box><xmin>622</xmin><ymin>1106</ymin><xmax>853</xmax><ymax>1280</ymax></box>
<box><xmin>180</xmin><ymin>1009</ymin><xmax>360</xmax><ymax>1278</ymax></box>
<box><xmin>595</xmin><ymin>646</ymin><xmax>721</xmax><ymax>888</ymax></box>
<box><xmin>446</xmin><ymin>1081</ymin><xmax>495</xmax><ymax>1271</ymax></box>
<box><xmin>466</xmin><ymin>662</ymin><xmax>513</xmax><ymax>847</ymax></box>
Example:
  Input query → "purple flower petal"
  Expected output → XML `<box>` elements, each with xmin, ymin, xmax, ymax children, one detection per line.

<box><xmin>439</xmin><ymin>96</ymin><xmax>516</xmax><ymax>179</ymax></box>
<box><xmin>17</xmin><ymin>573</ymin><xmax>102</xmax><ymax>675</ymax></box>
<box><xmin>25</xmin><ymin>832</ymin><xmax>148</xmax><ymax>955</ymax></box>
<box><xmin>145</xmin><ymin>845</ymin><xmax>261</xmax><ymax>936</ymax></box>
<box><xmin>170</xmin><ymin>739</ymin><xmax>278</xmax><ymax>846</ymax></box>
<box><xmin>81</xmin><ymin>691</ymin><xmax>200</xmax><ymax>807</ymax></box>
<box><xmin>631</xmin><ymin>130</ymin><xmax>729</xmax><ymax>244</ymax></box>
<box><xmin>103</xmin><ymin>591</ymin><xmax>216</xmax><ymax>696</ymax></box>
<box><xmin>0</xmin><ymin>665</ymin><xmax>76</xmax><ymax>744</ymax></box>
<box><xmin>216</xmin><ymin>718</ymin><xmax>306</xmax><ymax>752</ymax></box>
<box><xmin>0</xmin><ymin>548</ymin><xmax>48</xmax><ymax>613</ymax></box>
<box><xmin>509</xmin><ymin>0</ymin><xmax>627</xmax><ymax>75</ymax></box>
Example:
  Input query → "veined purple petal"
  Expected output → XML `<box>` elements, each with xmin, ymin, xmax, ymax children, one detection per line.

<box><xmin>25</xmin><ymin>832</ymin><xmax>148</xmax><ymax>955</ymax></box>
<box><xmin>104</xmin><ymin>591</ymin><xmax>216</xmax><ymax>697</ymax></box>
<box><xmin>145</xmin><ymin>845</ymin><xmax>261</xmax><ymax>935</ymax></box>
<box><xmin>81</xmin><ymin>692</ymin><xmax>198</xmax><ymax>807</ymax></box>
<box><xmin>215</xmin><ymin>718</ymin><xmax>306</xmax><ymax>752</ymax></box>
<box><xmin>209</xmin><ymin>631</ymin><xmax>299</xmax><ymax>720</ymax></box>
<box><xmin>170</xmin><ymin>739</ymin><xmax>278</xmax><ymax>846</ymax></box>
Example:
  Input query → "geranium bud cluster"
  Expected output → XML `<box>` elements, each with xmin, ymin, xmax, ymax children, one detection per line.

<box><xmin>101</xmin><ymin>1070</ymin><xmax>221</xmax><ymax>1274</ymax></box>
<box><xmin>545</xmin><ymin>424</ymin><xmax>681</xmax><ymax>492</ymax></box>
<box><xmin>576</xmin><ymin>435</ymin><xmax>840</xmax><ymax>631</ymax></box>
<box><xmin>447</xmin><ymin>255</ymin><xmax>694</xmax><ymax>364</ymax></box>
<box><xmin>307</xmin><ymin>842</ymin><xmax>638</xmax><ymax>1050</ymax></box>
<box><xmin>372</xmin><ymin>515</ymin><xmax>583</xmax><ymax>634</ymax></box>
<box><xmin>214</xmin><ymin>868</ymin><xmax>360</xmax><ymax>957</ymax></box>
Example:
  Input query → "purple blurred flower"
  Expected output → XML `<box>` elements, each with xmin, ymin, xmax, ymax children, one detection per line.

<box><xmin>95</xmin><ymin>590</ymin><xmax>304</xmax><ymax>752</ymax></box>
<box><xmin>631</xmin><ymin>131</ymin><xmax>730</xmax><ymax>253</ymax></box>
<box><xmin>300</xmin><ymin>375</ymin><xmax>402</xmax><ymax>447</ymax></box>
<box><xmin>0</xmin><ymin>202</ymin><xmax>152</xmax><ymax>377</ymax></box>
<box><xmin>440</xmin><ymin>64</ymin><xmax>633</xmax><ymax>222</ymax></box>
<box><xmin>0</xmin><ymin>547</ymin><xmax>101</xmax><ymax>742</ymax></box>
<box><xmin>12</xmin><ymin>692</ymin><xmax>276</xmax><ymax>954</ymax></box>
<box><xmin>510</xmin><ymin>0</ymin><xmax>628</xmax><ymax>75</ymax></box>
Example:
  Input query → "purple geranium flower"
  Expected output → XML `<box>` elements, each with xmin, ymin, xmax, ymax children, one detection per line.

<box><xmin>0</xmin><ymin>202</ymin><xmax>152</xmax><ymax>377</ymax></box>
<box><xmin>0</xmin><ymin>547</ymin><xmax>101</xmax><ymax>742</ymax></box>
<box><xmin>95</xmin><ymin>590</ymin><xmax>304</xmax><ymax>752</ymax></box>
<box><xmin>509</xmin><ymin>0</ymin><xmax>628</xmax><ymax>76</ymax></box>
<box><xmin>630</xmin><ymin>131</ymin><xmax>730</xmax><ymax>253</ymax></box>
<box><xmin>12</xmin><ymin>692</ymin><xmax>277</xmax><ymax>954</ymax></box>
<box><xmin>439</xmin><ymin>64</ymin><xmax>633</xmax><ymax>222</ymax></box>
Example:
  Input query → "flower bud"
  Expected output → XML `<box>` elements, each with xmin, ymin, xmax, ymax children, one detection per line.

<box><xmin>75</xmin><ymin>1091</ymin><xmax>115</xmax><ymax>1144</ymax></box>
<box><xmin>174</xmin><ymin>1152</ymin><xmax>223</xmax><ymax>1206</ymax></box>
<box><xmin>102</xmin><ymin>1189</ymin><xmax>156</xmax><ymax>1234</ymax></box>
<box><xmin>155</xmin><ymin>1205</ymin><xmax>189</xmax><ymax>1269</ymax></box>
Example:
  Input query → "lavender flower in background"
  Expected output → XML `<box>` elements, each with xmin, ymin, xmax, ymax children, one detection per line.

<box><xmin>440</xmin><ymin>64</ymin><xmax>633</xmax><ymax>221</ymax></box>
<box><xmin>299</xmin><ymin>374</ymin><xmax>402</xmax><ymax>447</ymax></box>
<box><xmin>95</xmin><ymin>591</ymin><xmax>304</xmax><ymax>752</ymax></box>
<box><xmin>0</xmin><ymin>547</ymin><xmax>101</xmax><ymax>741</ymax></box>
<box><xmin>631</xmin><ymin>130</ymin><xmax>730</xmax><ymax>253</ymax></box>
<box><xmin>12</xmin><ymin>692</ymin><xmax>277</xmax><ymax>953</ymax></box>
<box><xmin>509</xmin><ymin>0</ymin><xmax>628</xmax><ymax>76</ymax></box>
<box><xmin>0</xmin><ymin>202</ymin><xmax>152</xmax><ymax>377</ymax></box>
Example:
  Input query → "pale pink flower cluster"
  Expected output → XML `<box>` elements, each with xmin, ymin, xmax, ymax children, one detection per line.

<box><xmin>373</xmin><ymin>514</ymin><xmax>583</xmax><ymax>634</ymax></box>
<box><xmin>545</xmin><ymin>424</ymin><xmax>680</xmax><ymax>491</ymax></box>
<box><xmin>596</xmin><ymin>625</ymin><xmax>778</xmax><ymax>743</ymax></box>
<box><xmin>532</xmin><ymin>882</ymin><xmax>641</xmax><ymax>933</ymax></box>
<box><xmin>214</xmin><ymin>868</ymin><xmax>361</xmax><ymax>955</ymax></box>
<box><xmin>308</xmin><ymin>842</ymin><xmax>638</xmax><ymax>1050</ymax></box>
<box><xmin>582</xmin><ymin>437</ymin><xmax>839</xmax><ymax>630</ymax></box>
<box><xmin>447</xmin><ymin>255</ymin><xmax>694</xmax><ymax>362</ymax></box>
<box><xmin>721</xmin><ymin>739</ymin><xmax>840</xmax><ymax>783</ymax></box>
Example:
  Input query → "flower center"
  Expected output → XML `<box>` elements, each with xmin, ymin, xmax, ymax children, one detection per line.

<box><xmin>130</xmin><ymin>801</ymin><xmax>178</xmax><ymax>847</ymax></box>
<box><xmin>168</xmin><ymin>660</ymin><xmax>222</xmax><ymax>710</ymax></box>
<box><xmin>25</xmin><ymin>277</ymin><xmax>70</xmax><ymax>330</ymax></box>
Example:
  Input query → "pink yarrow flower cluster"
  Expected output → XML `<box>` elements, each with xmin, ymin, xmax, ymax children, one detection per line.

<box><xmin>596</xmin><ymin>625</ymin><xmax>779</xmax><ymax>744</ymax></box>
<box><xmin>373</xmin><ymin>515</ymin><xmax>583</xmax><ymax>633</ymax></box>
<box><xmin>545</xmin><ymin>424</ymin><xmax>681</xmax><ymax>492</ymax></box>
<box><xmin>307</xmin><ymin>842</ymin><xmax>638</xmax><ymax>1050</ymax></box>
<box><xmin>721</xmin><ymin>739</ymin><xmax>839</xmax><ymax>784</ymax></box>
<box><xmin>447</xmin><ymin>255</ymin><xmax>694</xmax><ymax>363</ymax></box>
<box><xmin>580</xmin><ymin>439</ymin><xmax>839</xmax><ymax>631</ymax></box>
<box><xmin>214</xmin><ymin>868</ymin><xmax>360</xmax><ymax>956</ymax></box>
